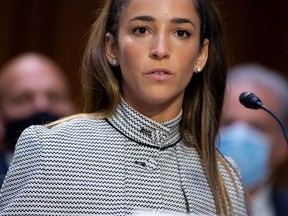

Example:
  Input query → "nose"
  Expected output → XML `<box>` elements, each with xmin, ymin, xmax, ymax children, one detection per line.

<box><xmin>33</xmin><ymin>95</ymin><xmax>50</xmax><ymax>112</ymax></box>
<box><xmin>149</xmin><ymin>34</ymin><xmax>170</xmax><ymax>60</ymax></box>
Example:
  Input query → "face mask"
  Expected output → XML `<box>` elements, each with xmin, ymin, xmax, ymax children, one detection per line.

<box><xmin>217</xmin><ymin>123</ymin><xmax>271</xmax><ymax>190</ymax></box>
<box><xmin>4</xmin><ymin>112</ymin><xmax>59</xmax><ymax>151</ymax></box>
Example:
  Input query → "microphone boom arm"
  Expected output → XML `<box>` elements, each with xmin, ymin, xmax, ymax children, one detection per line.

<box><xmin>261</xmin><ymin>105</ymin><xmax>288</xmax><ymax>144</ymax></box>
<box><xmin>239</xmin><ymin>92</ymin><xmax>288</xmax><ymax>145</ymax></box>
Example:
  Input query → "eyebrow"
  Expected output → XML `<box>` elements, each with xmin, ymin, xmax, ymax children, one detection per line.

<box><xmin>171</xmin><ymin>17</ymin><xmax>195</xmax><ymax>27</ymax></box>
<box><xmin>129</xmin><ymin>16</ymin><xmax>155</xmax><ymax>22</ymax></box>
<box><xmin>129</xmin><ymin>16</ymin><xmax>195</xmax><ymax>27</ymax></box>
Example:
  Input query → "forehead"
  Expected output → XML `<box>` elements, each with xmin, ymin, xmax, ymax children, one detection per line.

<box><xmin>224</xmin><ymin>83</ymin><xmax>282</xmax><ymax>122</ymax></box>
<box><xmin>120</xmin><ymin>0</ymin><xmax>199</xmax><ymax>23</ymax></box>
<box><xmin>228</xmin><ymin>83</ymin><xmax>281</xmax><ymax>110</ymax></box>
<box><xmin>0</xmin><ymin>57</ymin><xmax>66</xmax><ymax>94</ymax></box>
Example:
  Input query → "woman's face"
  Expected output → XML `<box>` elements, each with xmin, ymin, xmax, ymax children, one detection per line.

<box><xmin>106</xmin><ymin>0</ymin><xmax>209</xmax><ymax>121</ymax></box>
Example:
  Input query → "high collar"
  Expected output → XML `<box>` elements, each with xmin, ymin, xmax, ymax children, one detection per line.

<box><xmin>107</xmin><ymin>98</ymin><xmax>182</xmax><ymax>150</ymax></box>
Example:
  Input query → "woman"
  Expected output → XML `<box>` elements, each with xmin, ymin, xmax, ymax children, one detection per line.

<box><xmin>0</xmin><ymin>0</ymin><xmax>248</xmax><ymax>215</ymax></box>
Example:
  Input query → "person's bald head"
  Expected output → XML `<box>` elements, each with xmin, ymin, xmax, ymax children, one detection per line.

<box><xmin>0</xmin><ymin>52</ymin><xmax>76</xmax><ymax>121</ymax></box>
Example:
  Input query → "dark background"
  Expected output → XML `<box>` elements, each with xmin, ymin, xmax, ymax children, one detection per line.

<box><xmin>1</xmin><ymin>0</ymin><xmax>288</xmax><ymax>104</ymax></box>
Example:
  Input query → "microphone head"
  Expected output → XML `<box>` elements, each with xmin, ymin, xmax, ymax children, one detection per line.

<box><xmin>239</xmin><ymin>92</ymin><xmax>263</xmax><ymax>110</ymax></box>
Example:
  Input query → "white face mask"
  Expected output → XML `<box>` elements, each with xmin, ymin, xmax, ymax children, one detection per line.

<box><xmin>217</xmin><ymin>123</ymin><xmax>271</xmax><ymax>190</ymax></box>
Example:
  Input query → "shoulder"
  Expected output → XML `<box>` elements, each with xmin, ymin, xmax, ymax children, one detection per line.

<box><xmin>49</xmin><ymin>114</ymin><xmax>104</xmax><ymax>130</ymax></box>
<box><xmin>27</xmin><ymin>115</ymin><xmax>106</xmax><ymax>136</ymax></box>
<box><xmin>15</xmin><ymin>115</ymin><xmax>109</xmax><ymax>152</ymax></box>
<box><xmin>13</xmin><ymin>115</ymin><xmax>116</xmax><ymax>164</ymax></box>
<box><xmin>217</xmin><ymin>151</ymin><xmax>242</xmax><ymax>180</ymax></box>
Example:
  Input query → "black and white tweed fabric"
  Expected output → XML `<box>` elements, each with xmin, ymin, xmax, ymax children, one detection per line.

<box><xmin>0</xmin><ymin>99</ymin><xmax>247</xmax><ymax>215</ymax></box>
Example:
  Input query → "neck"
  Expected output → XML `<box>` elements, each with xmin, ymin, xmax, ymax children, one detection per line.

<box><xmin>122</xmin><ymin>97</ymin><xmax>183</xmax><ymax>122</ymax></box>
<box><xmin>141</xmin><ymin>104</ymin><xmax>182</xmax><ymax>122</ymax></box>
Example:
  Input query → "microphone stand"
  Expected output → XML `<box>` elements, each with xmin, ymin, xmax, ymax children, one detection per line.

<box><xmin>239</xmin><ymin>92</ymin><xmax>288</xmax><ymax>145</ymax></box>
<box><xmin>261</xmin><ymin>104</ymin><xmax>288</xmax><ymax>144</ymax></box>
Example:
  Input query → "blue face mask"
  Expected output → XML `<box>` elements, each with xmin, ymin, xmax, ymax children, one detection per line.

<box><xmin>217</xmin><ymin>123</ymin><xmax>271</xmax><ymax>190</ymax></box>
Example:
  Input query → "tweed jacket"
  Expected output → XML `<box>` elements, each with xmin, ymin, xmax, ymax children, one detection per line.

<box><xmin>0</xmin><ymin>99</ymin><xmax>248</xmax><ymax>215</ymax></box>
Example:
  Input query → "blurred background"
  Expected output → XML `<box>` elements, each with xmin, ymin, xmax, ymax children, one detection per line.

<box><xmin>0</xmin><ymin>0</ymin><xmax>287</xmax><ymax>105</ymax></box>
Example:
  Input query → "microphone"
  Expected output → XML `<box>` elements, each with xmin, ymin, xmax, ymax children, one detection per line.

<box><xmin>239</xmin><ymin>92</ymin><xmax>288</xmax><ymax>144</ymax></box>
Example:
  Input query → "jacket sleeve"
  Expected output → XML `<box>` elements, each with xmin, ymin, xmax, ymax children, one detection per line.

<box><xmin>0</xmin><ymin>125</ymin><xmax>44</xmax><ymax>212</ymax></box>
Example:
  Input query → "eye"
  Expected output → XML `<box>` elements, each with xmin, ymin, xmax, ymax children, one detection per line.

<box><xmin>48</xmin><ymin>92</ymin><xmax>66</xmax><ymax>103</ymax></box>
<box><xmin>12</xmin><ymin>93</ymin><xmax>33</xmax><ymax>106</ymax></box>
<box><xmin>175</xmin><ymin>29</ymin><xmax>192</xmax><ymax>38</ymax></box>
<box><xmin>133</xmin><ymin>26</ymin><xmax>149</xmax><ymax>35</ymax></box>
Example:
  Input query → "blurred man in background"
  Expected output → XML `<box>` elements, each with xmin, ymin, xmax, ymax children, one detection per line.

<box><xmin>219</xmin><ymin>64</ymin><xmax>288</xmax><ymax>216</ymax></box>
<box><xmin>218</xmin><ymin>63</ymin><xmax>288</xmax><ymax>216</ymax></box>
<box><xmin>0</xmin><ymin>52</ymin><xmax>77</xmax><ymax>185</ymax></box>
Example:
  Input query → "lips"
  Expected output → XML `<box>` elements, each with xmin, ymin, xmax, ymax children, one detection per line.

<box><xmin>152</xmin><ymin>71</ymin><xmax>167</xmax><ymax>75</ymax></box>
<box><xmin>144</xmin><ymin>68</ymin><xmax>173</xmax><ymax>82</ymax></box>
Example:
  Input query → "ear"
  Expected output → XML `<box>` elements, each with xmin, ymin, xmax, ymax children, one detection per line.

<box><xmin>105</xmin><ymin>33</ymin><xmax>118</xmax><ymax>65</ymax></box>
<box><xmin>194</xmin><ymin>39</ymin><xmax>209</xmax><ymax>73</ymax></box>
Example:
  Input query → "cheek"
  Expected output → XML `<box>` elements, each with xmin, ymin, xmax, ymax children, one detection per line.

<box><xmin>176</xmin><ymin>45</ymin><xmax>199</xmax><ymax>68</ymax></box>
<box><xmin>182</xmin><ymin>71</ymin><xmax>194</xmax><ymax>91</ymax></box>
<box><xmin>118</xmin><ymin>41</ymin><xmax>144</xmax><ymax>75</ymax></box>
<box><xmin>177</xmin><ymin>50</ymin><xmax>199</xmax><ymax>88</ymax></box>
<box><xmin>178</xmin><ymin>55</ymin><xmax>197</xmax><ymax>80</ymax></box>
